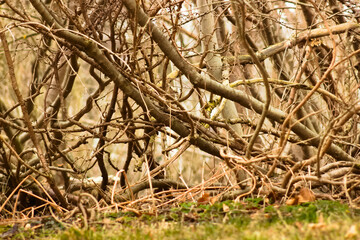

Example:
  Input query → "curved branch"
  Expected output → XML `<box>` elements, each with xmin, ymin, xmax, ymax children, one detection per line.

<box><xmin>121</xmin><ymin>0</ymin><xmax>356</xmax><ymax>163</ymax></box>
<box><xmin>232</xmin><ymin>1</ymin><xmax>271</xmax><ymax>159</ymax></box>
<box><xmin>0</xmin><ymin>19</ymin><xmax>67</xmax><ymax>207</ymax></box>
<box><xmin>29</xmin><ymin>0</ymin><xmax>222</xmax><ymax>159</ymax></box>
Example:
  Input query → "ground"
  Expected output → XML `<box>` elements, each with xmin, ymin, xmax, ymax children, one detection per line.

<box><xmin>1</xmin><ymin>199</ymin><xmax>359</xmax><ymax>240</ymax></box>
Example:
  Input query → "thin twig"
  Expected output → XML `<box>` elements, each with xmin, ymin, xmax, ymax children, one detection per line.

<box><xmin>231</xmin><ymin>1</ymin><xmax>271</xmax><ymax>159</ymax></box>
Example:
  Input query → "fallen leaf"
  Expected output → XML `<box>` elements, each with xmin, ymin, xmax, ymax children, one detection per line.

<box><xmin>222</xmin><ymin>203</ymin><xmax>230</xmax><ymax>212</ymax></box>
<box><xmin>297</xmin><ymin>188</ymin><xmax>316</xmax><ymax>204</ymax></box>
<box><xmin>308</xmin><ymin>222</ymin><xmax>326</xmax><ymax>230</ymax></box>
<box><xmin>308</xmin><ymin>215</ymin><xmax>325</xmax><ymax>230</ymax></box>
<box><xmin>210</xmin><ymin>195</ymin><xmax>219</xmax><ymax>205</ymax></box>
<box><xmin>197</xmin><ymin>192</ymin><xmax>210</xmax><ymax>204</ymax></box>
<box><xmin>286</xmin><ymin>197</ymin><xmax>297</xmax><ymax>206</ymax></box>
<box><xmin>345</xmin><ymin>225</ymin><xmax>358</xmax><ymax>239</ymax></box>
<box><xmin>286</xmin><ymin>188</ymin><xmax>315</xmax><ymax>205</ymax></box>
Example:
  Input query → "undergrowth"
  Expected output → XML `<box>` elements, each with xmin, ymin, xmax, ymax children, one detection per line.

<box><xmin>1</xmin><ymin>200</ymin><xmax>359</xmax><ymax>240</ymax></box>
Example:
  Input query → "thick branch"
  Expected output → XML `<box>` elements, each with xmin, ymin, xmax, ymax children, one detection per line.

<box><xmin>121</xmin><ymin>0</ymin><xmax>356</xmax><ymax>163</ymax></box>
<box><xmin>28</xmin><ymin>0</ymin><xmax>221</xmax><ymax>158</ymax></box>
<box><xmin>227</xmin><ymin>22</ymin><xmax>360</xmax><ymax>65</ymax></box>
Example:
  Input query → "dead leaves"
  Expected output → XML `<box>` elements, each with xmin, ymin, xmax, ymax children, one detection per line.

<box><xmin>307</xmin><ymin>215</ymin><xmax>326</xmax><ymax>230</ymax></box>
<box><xmin>222</xmin><ymin>203</ymin><xmax>230</xmax><ymax>212</ymax></box>
<box><xmin>295</xmin><ymin>217</ymin><xmax>359</xmax><ymax>239</ymax></box>
<box><xmin>196</xmin><ymin>192</ymin><xmax>218</xmax><ymax>205</ymax></box>
<box><xmin>286</xmin><ymin>188</ymin><xmax>316</xmax><ymax>205</ymax></box>
<box><xmin>345</xmin><ymin>225</ymin><xmax>358</xmax><ymax>239</ymax></box>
